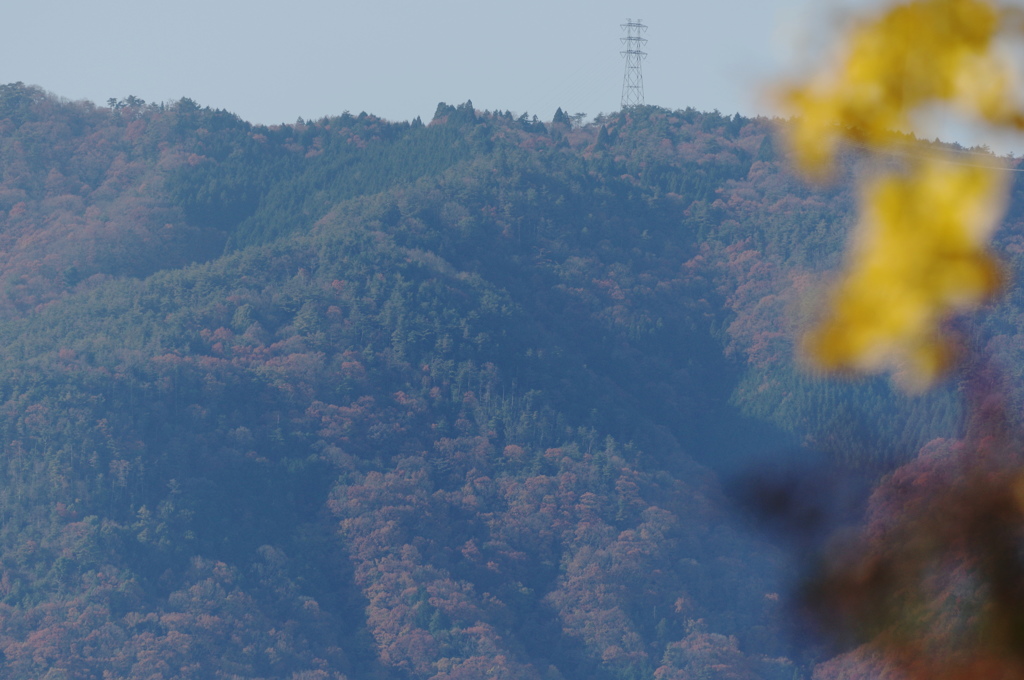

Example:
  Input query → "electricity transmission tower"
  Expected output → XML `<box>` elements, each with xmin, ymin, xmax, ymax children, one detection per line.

<box><xmin>620</xmin><ymin>19</ymin><xmax>648</xmax><ymax>109</ymax></box>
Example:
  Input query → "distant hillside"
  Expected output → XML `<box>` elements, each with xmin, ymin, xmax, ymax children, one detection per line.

<box><xmin>0</xmin><ymin>82</ymin><xmax>1020</xmax><ymax>679</ymax></box>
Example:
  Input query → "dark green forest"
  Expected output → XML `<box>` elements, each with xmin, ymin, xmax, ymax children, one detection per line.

<box><xmin>0</xmin><ymin>82</ymin><xmax>1019</xmax><ymax>679</ymax></box>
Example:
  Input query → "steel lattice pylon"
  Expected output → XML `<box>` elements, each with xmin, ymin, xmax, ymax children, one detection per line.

<box><xmin>620</xmin><ymin>19</ymin><xmax>648</xmax><ymax>109</ymax></box>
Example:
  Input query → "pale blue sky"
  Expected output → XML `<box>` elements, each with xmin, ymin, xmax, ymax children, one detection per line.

<box><xmin>9</xmin><ymin>0</ymin><xmax>1024</xmax><ymax>152</ymax></box>
<box><xmin>2</xmin><ymin>0</ymin><xmax>896</xmax><ymax>126</ymax></box>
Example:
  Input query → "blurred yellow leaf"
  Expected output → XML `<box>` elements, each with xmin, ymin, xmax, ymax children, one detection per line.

<box><xmin>804</xmin><ymin>156</ymin><xmax>1005</xmax><ymax>390</ymax></box>
<box><xmin>781</xmin><ymin>0</ymin><xmax>1020</xmax><ymax>388</ymax></box>
<box><xmin>783</xmin><ymin>0</ymin><xmax>1021</xmax><ymax>174</ymax></box>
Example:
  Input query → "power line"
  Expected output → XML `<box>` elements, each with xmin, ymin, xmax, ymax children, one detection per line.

<box><xmin>847</xmin><ymin>138</ymin><xmax>1024</xmax><ymax>171</ymax></box>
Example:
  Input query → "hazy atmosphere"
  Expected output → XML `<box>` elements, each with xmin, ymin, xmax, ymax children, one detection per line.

<box><xmin>6</xmin><ymin>0</ymin><xmax>885</xmax><ymax>125</ymax></box>
<box><xmin>7</xmin><ymin>1</ymin><xmax>1024</xmax><ymax>678</ymax></box>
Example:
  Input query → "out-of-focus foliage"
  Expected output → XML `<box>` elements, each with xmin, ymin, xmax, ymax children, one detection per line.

<box><xmin>782</xmin><ymin>0</ymin><xmax>1023</xmax><ymax>175</ymax></box>
<box><xmin>800</xmin><ymin>360</ymin><xmax>1024</xmax><ymax>680</ymax></box>
<box><xmin>804</xmin><ymin>156</ymin><xmax>1006</xmax><ymax>390</ymax></box>
<box><xmin>782</xmin><ymin>0</ymin><xmax>1024</xmax><ymax>389</ymax></box>
<box><xmin>781</xmin><ymin>2</ymin><xmax>1024</xmax><ymax>679</ymax></box>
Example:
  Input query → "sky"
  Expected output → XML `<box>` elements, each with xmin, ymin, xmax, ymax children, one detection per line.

<box><xmin>2</xmin><ymin>0</ymin><xmax>1021</xmax><ymax>150</ymax></box>
<box><xmin>3</xmin><ymin>0</ymin><xmax>892</xmax><ymax>123</ymax></box>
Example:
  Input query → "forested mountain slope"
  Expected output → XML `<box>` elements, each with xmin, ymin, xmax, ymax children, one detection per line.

<box><xmin>0</xmin><ymin>82</ymin><xmax>1019</xmax><ymax>679</ymax></box>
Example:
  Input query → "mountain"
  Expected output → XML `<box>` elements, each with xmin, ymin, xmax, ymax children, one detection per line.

<box><xmin>0</xmin><ymin>82</ymin><xmax>1020</xmax><ymax>679</ymax></box>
